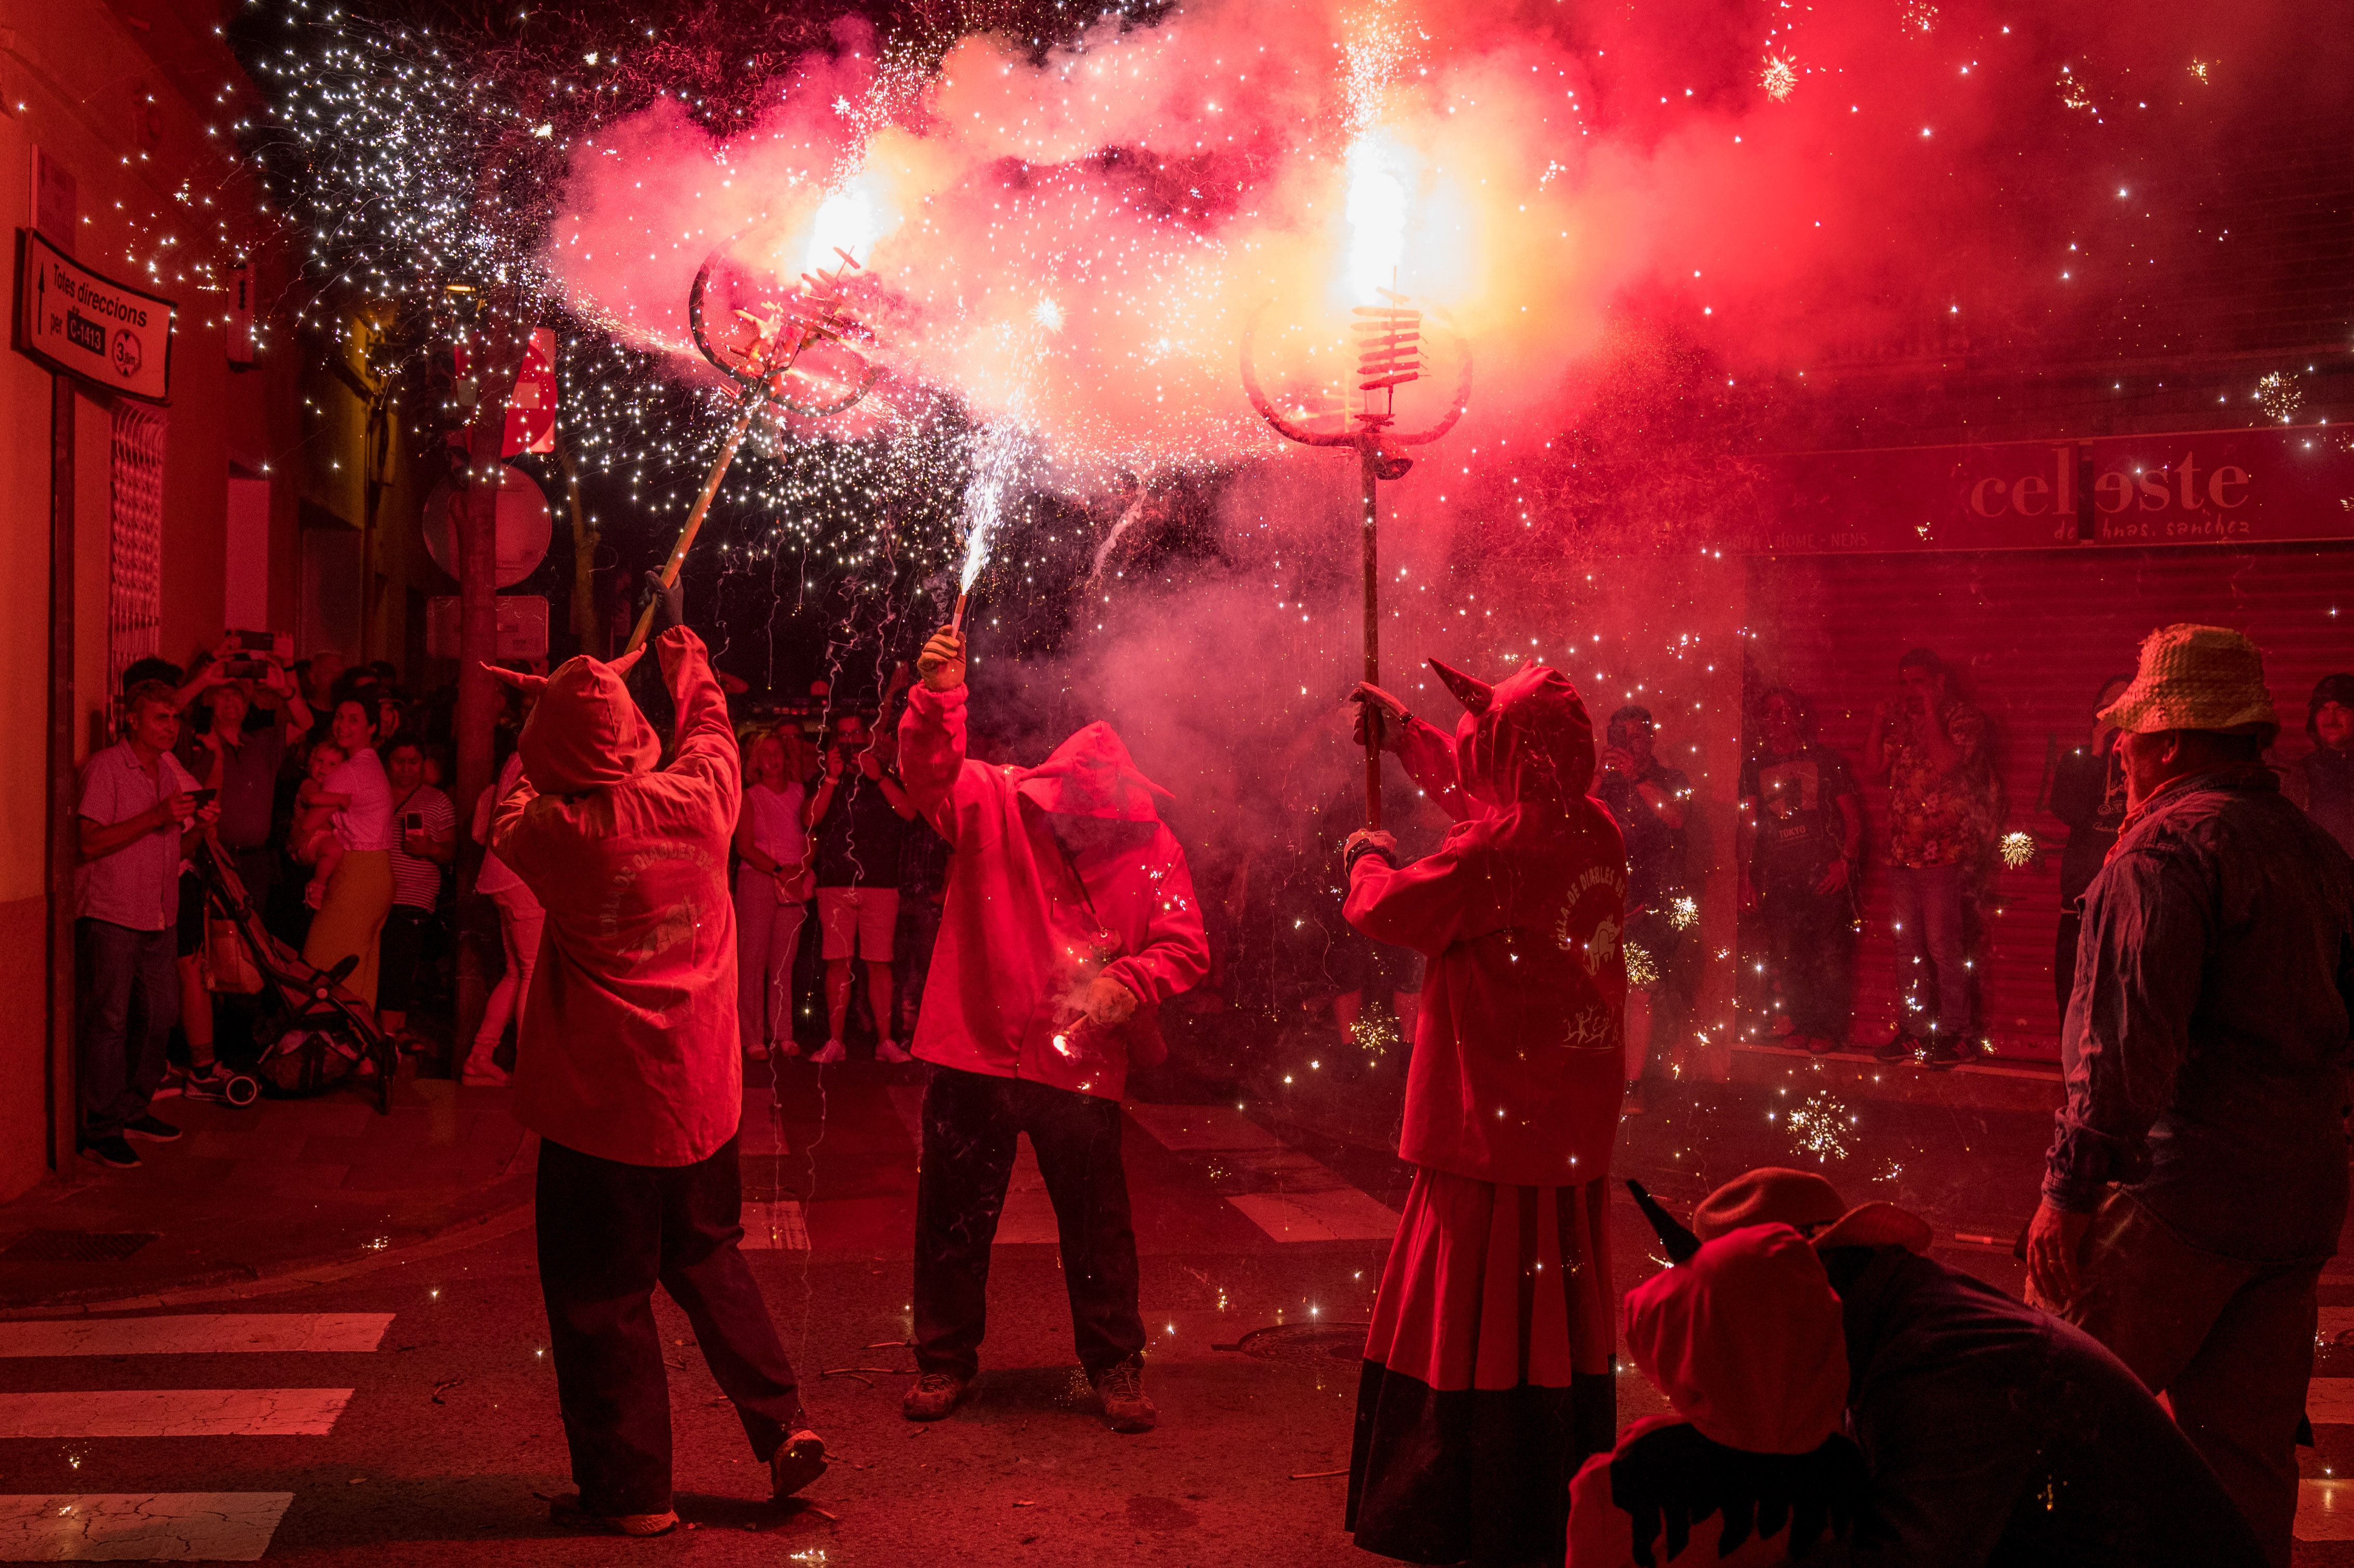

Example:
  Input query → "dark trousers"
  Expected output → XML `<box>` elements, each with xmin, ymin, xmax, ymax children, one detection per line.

<box><xmin>913</xmin><ymin>1066</ymin><xmax>1146</xmax><ymax>1382</ymax></box>
<box><xmin>535</xmin><ymin>1135</ymin><xmax>805</xmax><ymax>1515</ymax></box>
<box><xmin>1762</xmin><ymin>885</ymin><xmax>1856</xmax><ymax>1042</ymax></box>
<box><xmin>76</xmin><ymin>918</ymin><xmax>176</xmax><ymax>1141</ymax></box>
<box><xmin>2057</xmin><ymin>1190</ymin><xmax>2316</xmax><ymax>1568</ymax></box>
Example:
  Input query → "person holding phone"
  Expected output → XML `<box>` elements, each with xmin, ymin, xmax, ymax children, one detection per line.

<box><xmin>172</xmin><ymin>648</ymin><xmax>313</xmax><ymax>1101</ymax></box>
<box><xmin>803</xmin><ymin>712</ymin><xmax>918</xmax><ymax>1064</ymax></box>
<box><xmin>75</xmin><ymin>681</ymin><xmax>219</xmax><ymax>1168</ymax></box>
<box><xmin>734</xmin><ymin>727</ymin><xmax>814</xmax><ymax>1061</ymax></box>
<box><xmin>376</xmin><ymin>738</ymin><xmax>455</xmax><ymax>1049</ymax></box>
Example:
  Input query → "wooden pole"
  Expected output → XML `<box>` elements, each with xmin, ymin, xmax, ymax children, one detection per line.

<box><xmin>450</xmin><ymin>312</ymin><xmax>528</xmax><ymax>1074</ymax></box>
<box><xmin>622</xmin><ymin>393</ymin><xmax>762</xmax><ymax>655</ymax></box>
<box><xmin>1359</xmin><ymin>435</ymin><xmax>1382</xmax><ymax>831</ymax></box>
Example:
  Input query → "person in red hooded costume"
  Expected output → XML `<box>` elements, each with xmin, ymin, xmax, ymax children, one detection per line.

<box><xmin>894</xmin><ymin>624</ymin><xmax>1209</xmax><ymax>1435</ymax></box>
<box><xmin>1342</xmin><ymin>658</ymin><xmax>1628</xmax><ymax>1566</ymax></box>
<box><xmin>1566</xmin><ymin>1221</ymin><xmax>1869</xmax><ymax>1568</ymax></box>
<box><xmin>487</xmin><ymin>628</ymin><xmax>824</xmax><ymax>1536</ymax></box>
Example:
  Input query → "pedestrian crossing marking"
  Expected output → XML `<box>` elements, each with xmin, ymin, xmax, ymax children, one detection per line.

<box><xmin>0</xmin><ymin>1493</ymin><xmax>294</xmax><ymax>1562</ymax></box>
<box><xmin>2305</xmin><ymin>1377</ymin><xmax>2354</xmax><ymax>1425</ymax></box>
<box><xmin>1226</xmin><ymin>1190</ymin><xmax>1404</xmax><ymax>1244</ymax></box>
<box><xmin>739</xmin><ymin>1201</ymin><xmax>809</xmax><ymax>1250</ymax></box>
<box><xmin>1127</xmin><ymin>1104</ymin><xmax>1399</xmax><ymax>1244</ymax></box>
<box><xmin>2299</xmin><ymin>1480</ymin><xmax>2354</xmax><ymax>1541</ymax></box>
<box><xmin>0</xmin><ymin>1315</ymin><xmax>391</xmax><ymax>1359</ymax></box>
<box><xmin>0</xmin><ymin>1390</ymin><xmax>352</xmax><ymax>1440</ymax></box>
<box><xmin>1123</xmin><ymin>1104</ymin><xmax>1286</xmax><ymax>1152</ymax></box>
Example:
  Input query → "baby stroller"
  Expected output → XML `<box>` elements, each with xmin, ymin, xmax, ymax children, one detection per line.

<box><xmin>191</xmin><ymin>835</ymin><xmax>398</xmax><ymax>1115</ymax></box>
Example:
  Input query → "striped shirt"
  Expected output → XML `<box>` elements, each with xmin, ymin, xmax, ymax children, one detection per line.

<box><xmin>387</xmin><ymin>786</ymin><xmax>455</xmax><ymax>910</ymax></box>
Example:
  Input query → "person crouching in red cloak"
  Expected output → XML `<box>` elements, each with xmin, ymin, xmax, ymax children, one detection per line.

<box><xmin>487</xmin><ymin>628</ymin><xmax>823</xmax><ymax>1536</ymax></box>
<box><xmin>894</xmin><ymin>625</ymin><xmax>1209</xmax><ymax>1434</ymax></box>
<box><xmin>1342</xmin><ymin>659</ymin><xmax>1629</xmax><ymax>1566</ymax></box>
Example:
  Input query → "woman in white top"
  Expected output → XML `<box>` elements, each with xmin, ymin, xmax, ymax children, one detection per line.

<box><xmin>466</xmin><ymin>746</ymin><xmax>541</xmax><ymax>1086</ymax></box>
<box><xmin>300</xmin><ymin>699</ymin><xmax>396</xmax><ymax>1012</ymax></box>
<box><xmin>734</xmin><ymin>727</ymin><xmax>813</xmax><ymax>1061</ymax></box>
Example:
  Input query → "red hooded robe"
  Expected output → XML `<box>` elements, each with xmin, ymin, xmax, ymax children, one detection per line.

<box><xmin>897</xmin><ymin>682</ymin><xmax>1209</xmax><ymax>1101</ymax></box>
<box><xmin>1344</xmin><ymin>662</ymin><xmax>1629</xmax><ymax>1186</ymax></box>
<box><xmin>489</xmin><ymin>629</ymin><xmax>742</xmax><ymax>1167</ymax></box>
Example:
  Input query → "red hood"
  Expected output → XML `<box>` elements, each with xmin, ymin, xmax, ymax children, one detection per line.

<box><xmin>1437</xmin><ymin>662</ymin><xmax>1597</xmax><ymax>811</ymax></box>
<box><xmin>1623</xmin><ymin>1223</ymin><xmax>1849</xmax><ymax>1456</ymax></box>
<box><xmin>518</xmin><ymin>650</ymin><xmax>660</xmax><ymax>795</ymax></box>
<box><xmin>1014</xmin><ymin>721</ymin><xmax>1173</xmax><ymax>820</ymax></box>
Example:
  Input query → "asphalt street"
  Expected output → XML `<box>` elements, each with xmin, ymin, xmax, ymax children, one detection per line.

<box><xmin>3</xmin><ymin>1061</ymin><xmax>2352</xmax><ymax>1564</ymax></box>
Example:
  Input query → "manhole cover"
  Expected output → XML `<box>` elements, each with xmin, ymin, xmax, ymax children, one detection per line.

<box><xmin>0</xmin><ymin>1230</ymin><xmax>159</xmax><ymax>1263</ymax></box>
<box><xmin>1219</xmin><ymin>1323</ymin><xmax>1368</xmax><ymax>1365</ymax></box>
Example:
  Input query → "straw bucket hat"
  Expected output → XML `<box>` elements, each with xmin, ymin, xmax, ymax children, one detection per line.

<box><xmin>2097</xmin><ymin>624</ymin><xmax>2278</xmax><ymax>738</ymax></box>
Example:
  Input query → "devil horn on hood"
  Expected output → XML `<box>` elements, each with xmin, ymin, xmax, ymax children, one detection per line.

<box><xmin>1428</xmin><ymin>657</ymin><xmax>1494</xmax><ymax>714</ymax></box>
<box><xmin>605</xmin><ymin>645</ymin><xmax>646</xmax><ymax>677</ymax></box>
<box><xmin>481</xmin><ymin>663</ymin><xmax>548</xmax><ymax>696</ymax></box>
<box><xmin>1625</xmin><ymin>1179</ymin><xmax>1703</xmax><ymax>1264</ymax></box>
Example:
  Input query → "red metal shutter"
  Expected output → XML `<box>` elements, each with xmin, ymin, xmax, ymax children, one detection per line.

<box><xmin>1745</xmin><ymin>542</ymin><xmax>2354</xmax><ymax>1061</ymax></box>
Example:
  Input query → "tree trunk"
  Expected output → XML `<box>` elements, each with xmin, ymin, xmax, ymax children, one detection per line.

<box><xmin>449</xmin><ymin>312</ymin><xmax>529</xmax><ymax>1077</ymax></box>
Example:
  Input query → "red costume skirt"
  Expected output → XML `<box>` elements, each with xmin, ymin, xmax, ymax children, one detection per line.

<box><xmin>1347</xmin><ymin>1169</ymin><xmax>1617</xmax><ymax>1566</ymax></box>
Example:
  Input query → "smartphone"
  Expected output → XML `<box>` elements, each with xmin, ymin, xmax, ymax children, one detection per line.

<box><xmin>401</xmin><ymin>810</ymin><xmax>426</xmax><ymax>833</ymax></box>
<box><xmin>219</xmin><ymin>658</ymin><xmax>270</xmax><ymax>678</ymax></box>
<box><xmin>190</xmin><ymin>789</ymin><xmax>217</xmax><ymax>806</ymax></box>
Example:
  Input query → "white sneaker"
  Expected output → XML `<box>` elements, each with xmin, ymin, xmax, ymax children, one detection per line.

<box><xmin>810</xmin><ymin>1040</ymin><xmax>847</xmax><ymax>1064</ymax></box>
<box><xmin>461</xmin><ymin>1047</ymin><xmax>511</xmax><ymax>1087</ymax></box>
<box><xmin>876</xmin><ymin>1039</ymin><xmax>912</xmax><ymax>1064</ymax></box>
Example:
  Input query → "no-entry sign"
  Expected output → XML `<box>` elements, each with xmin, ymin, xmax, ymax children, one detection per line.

<box><xmin>14</xmin><ymin>229</ymin><xmax>176</xmax><ymax>404</ymax></box>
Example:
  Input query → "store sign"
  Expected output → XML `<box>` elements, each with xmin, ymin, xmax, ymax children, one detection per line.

<box><xmin>1753</xmin><ymin>426</ymin><xmax>2354</xmax><ymax>554</ymax></box>
<box><xmin>14</xmin><ymin>228</ymin><xmax>175</xmax><ymax>403</ymax></box>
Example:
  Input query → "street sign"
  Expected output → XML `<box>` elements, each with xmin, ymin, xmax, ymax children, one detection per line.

<box><xmin>452</xmin><ymin>326</ymin><xmax>558</xmax><ymax>456</ymax></box>
<box><xmin>421</xmin><ymin>463</ymin><xmax>552</xmax><ymax>587</ymax></box>
<box><xmin>426</xmin><ymin>595</ymin><xmax>548</xmax><ymax>660</ymax></box>
<box><xmin>14</xmin><ymin>228</ymin><xmax>175</xmax><ymax>403</ymax></box>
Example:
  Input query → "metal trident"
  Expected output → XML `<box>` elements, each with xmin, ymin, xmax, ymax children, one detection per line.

<box><xmin>623</xmin><ymin>244</ymin><xmax>885</xmax><ymax>654</ymax></box>
<box><xmin>1240</xmin><ymin>295</ymin><xmax>1471</xmax><ymax>828</ymax></box>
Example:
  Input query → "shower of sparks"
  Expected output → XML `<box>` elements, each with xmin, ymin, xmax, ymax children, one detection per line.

<box><xmin>1999</xmin><ymin>830</ymin><xmax>2037</xmax><ymax>869</ymax></box>
<box><xmin>2258</xmin><ymin>372</ymin><xmax>2304</xmax><ymax>424</ymax></box>
<box><xmin>1760</xmin><ymin>56</ymin><xmax>1798</xmax><ymax>102</ymax></box>
<box><xmin>1624</xmin><ymin>940</ymin><xmax>1660</xmax><ymax>989</ymax></box>
<box><xmin>1900</xmin><ymin>0</ymin><xmax>1938</xmax><ymax>33</ymax></box>
<box><xmin>1669</xmin><ymin>895</ymin><xmax>1701</xmax><ymax>931</ymax></box>
<box><xmin>2057</xmin><ymin>63</ymin><xmax>2100</xmax><ymax>117</ymax></box>
<box><xmin>1786</xmin><ymin>1092</ymin><xmax>1855</xmax><ymax>1162</ymax></box>
<box><xmin>2188</xmin><ymin>59</ymin><xmax>2213</xmax><ymax>85</ymax></box>
<box><xmin>1348</xmin><ymin>1008</ymin><xmax>1403</xmax><ymax>1057</ymax></box>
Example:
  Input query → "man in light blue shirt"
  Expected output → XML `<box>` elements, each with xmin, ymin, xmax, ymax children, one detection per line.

<box><xmin>75</xmin><ymin>680</ymin><xmax>211</xmax><ymax>1169</ymax></box>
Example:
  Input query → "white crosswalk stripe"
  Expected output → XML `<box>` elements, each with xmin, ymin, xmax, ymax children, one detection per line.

<box><xmin>0</xmin><ymin>1314</ymin><xmax>380</xmax><ymax>1560</ymax></box>
<box><xmin>1125</xmin><ymin>1104</ymin><xmax>1401</xmax><ymax>1243</ymax></box>
<box><xmin>0</xmin><ymin>1493</ymin><xmax>295</xmax><ymax>1562</ymax></box>
<box><xmin>0</xmin><ymin>1314</ymin><xmax>391</xmax><ymax>1358</ymax></box>
<box><xmin>0</xmin><ymin>1389</ymin><xmax>352</xmax><ymax>1440</ymax></box>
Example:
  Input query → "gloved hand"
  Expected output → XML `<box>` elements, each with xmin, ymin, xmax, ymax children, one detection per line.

<box><xmin>642</xmin><ymin>569</ymin><xmax>685</xmax><ymax>633</ymax></box>
<box><xmin>1350</xmin><ymin>682</ymin><xmax>1411</xmax><ymax>752</ymax></box>
<box><xmin>1080</xmin><ymin>975</ymin><xmax>1138</xmax><ymax>1026</ymax></box>
<box><xmin>1342</xmin><ymin>828</ymin><xmax>1398</xmax><ymax>871</ymax></box>
<box><xmin>917</xmin><ymin>625</ymin><xmax>967</xmax><ymax>692</ymax></box>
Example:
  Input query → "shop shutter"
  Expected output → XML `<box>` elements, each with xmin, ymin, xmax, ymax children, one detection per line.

<box><xmin>1744</xmin><ymin>541</ymin><xmax>2354</xmax><ymax>1061</ymax></box>
<box><xmin>108</xmin><ymin>403</ymin><xmax>168</xmax><ymax>692</ymax></box>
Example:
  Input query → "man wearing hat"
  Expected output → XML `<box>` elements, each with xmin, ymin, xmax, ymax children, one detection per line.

<box><xmin>1656</xmin><ymin>1167</ymin><xmax>2267</xmax><ymax>1566</ymax></box>
<box><xmin>2022</xmin><ymin>623</ymin><xmax>2354</xmax><ymax>1566</ymax></box>
<box><xmin>2284</xmin><ymin>671</ymin><xmax>2354</xmax><ymax>856</ymax></box>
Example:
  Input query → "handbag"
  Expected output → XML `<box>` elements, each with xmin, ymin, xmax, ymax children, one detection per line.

<box><xmin>205</xmin><ymin>916</ymin><xmax>264</xmax><ymax>995</ymax></box>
